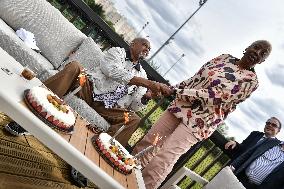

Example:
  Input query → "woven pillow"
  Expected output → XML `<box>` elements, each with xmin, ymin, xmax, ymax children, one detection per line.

<box><xmin>60</xmin><ymin>37</ymin><xmax>105</xmax><ymax>71</ymax></box>
<box><xmin>37</xmin><ymin>69</ymin><xmax>59</xmax><ymax>82</ymax></box>
<box><xmin>65</xmin><ymin>95</ymin><xmax>110</xmax><ymax>131</ymax></box>
<box><xmin>0</xmin><ymin>0</ymin><xmax>86</xmax><ymax>68</ymax></box>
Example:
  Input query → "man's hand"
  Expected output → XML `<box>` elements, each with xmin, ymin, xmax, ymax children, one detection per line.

<box><xmin>149</xmin><ymin>82</ymin><xmax>174</xmax><ymax>97</ymax></box>
<box><xmin>147</xmin><ymin>81</ymin><xmax>162</xmax><ymax>96</ymax></box>
<box><xmin>129</xmin><ymin>77</ymin><xmax>174</xmax><ymax>97</ymax></box>
<box><xmin>160</xmin><ymin>84</ymin><xmax>174</xmax><ymax>96</ymax></box>
<box><xmin>224</xmin><ymin>140</ymin><xmax>237</xmax><ymax>150</ymax></box>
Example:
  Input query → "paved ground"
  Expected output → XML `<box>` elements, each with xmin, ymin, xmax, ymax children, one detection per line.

<box><xmin>0</xmin><ymin>112</ymin><xmax>96</xmax><ymax>189</ymax></box>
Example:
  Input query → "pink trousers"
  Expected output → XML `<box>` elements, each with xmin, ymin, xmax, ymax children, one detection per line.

<box><xmin>132</xmin><ymin>110</ymin><xmax>198</xmax><ymax>189</ymax></box>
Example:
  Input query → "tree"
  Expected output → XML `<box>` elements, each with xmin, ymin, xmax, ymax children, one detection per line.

<box><xmin>83</xmin><ymin>1</ymin><xmax>115</xmax><ymax>31</ymax></box>
<box><xmin>91</xmin><ymin>4</ymin><xmax>105</xmax><ymax>17</ymax></box>
<box><xmin>216</xmin><ymin>123</ymin><xmax>235</xmax><ymax>140</ymax></box>
<box><xmin>105</xmin><ymin>20</ymin><xmax>115</xmax><ymax>31</ymax></box>
<box><xmin>83</xmin><ymin>0</ymin><xmax>94</xmax><ymax>6</ymax></box>
<box><xmin>83</xmin><ymin>0</ymin><xmax>104</xmax><ymax>17</ymax></box>
<box><xmin>147</xmin><ymin>60</ymin><xmax>161</xmax><ymax>73</ymax></box>
<box><xmin>217</xmin><ymin>123</ymin><xmax>229</xmax><ymax>137</ymax></box>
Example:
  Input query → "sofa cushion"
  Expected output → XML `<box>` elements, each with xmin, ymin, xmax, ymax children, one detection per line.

<box><xmin>65</xmin><ymin>95</ymin><xmax>110</xmax><ymax>131</ymax></box>
<box><xmin>37</xmin><ymin>69</ymin><xmax>59</xmax><ymax>82</ymax></box>
<box><xmin>0</xmin><ymin>19</ymin><xmax>54</xmax><ymax>73</ymax></box>
<box><xmin>60</xmin><ymin>37</ymin><xmax>105</xmax><ymax>71</ymax></box>
<box><xmin>0</xmin><ymin>0</ymin><xmax>86</xmax><ymax>68</ymax></box>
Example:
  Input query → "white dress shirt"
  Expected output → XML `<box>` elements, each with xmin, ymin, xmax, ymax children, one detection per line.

<box><xmin>88</xmin><ymin>47</ymin><xmax>147</xmax><ymax>111</ymax></box>
<box><xmin>245</xmin><ymin>142</ymin><xmax>284</xmax><ymax>184</ymax></box>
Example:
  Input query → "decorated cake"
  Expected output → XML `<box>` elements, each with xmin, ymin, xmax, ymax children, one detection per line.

<box><xmin>94</xmin><ymin>133</ymin><xmax>136</xmax><ymax>174</ymax></box>
<box><xmin>25</xmin><ymin>86</ymin><xmax>75</xmax><ymax>133</ymax></box>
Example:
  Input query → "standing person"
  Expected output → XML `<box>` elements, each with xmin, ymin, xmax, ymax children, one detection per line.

<box><xmin>132</xmin><ymin>40</ymin><xmax>272</xmax><ymax>189</ymax></box>
<box><xmin>230</xmin><ymin>128</ymin><xmax>284</xmax><ymax>189</ymax></box>
<box><xmin>6</xmin><ymin>37</ymin><xmax>172</xmax><ymax>147</ymax></box>
<box><xmin>225</xmin><ymin>117</ymin><xmax>281</xmax><ymax>160</ymax></box>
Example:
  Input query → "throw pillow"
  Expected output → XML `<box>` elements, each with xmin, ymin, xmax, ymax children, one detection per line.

<box><xmin>0</xmin><ymin>0</ymin><xmax>86</xmax><ymax>68</ymax></box>
<box><xmin>60</xmin><ymin>37</ymin><xmax>105</xmax><ymax>71</ymax></box>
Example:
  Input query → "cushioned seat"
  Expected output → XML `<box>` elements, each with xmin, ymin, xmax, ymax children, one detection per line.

<box><xmin>0</xmin><ymin>0</ymin><xmax>86</xmax><ymax>67</ymax></box>
<box><xmin>0</xmin><ymin>18</ymin><xmax>54</xmax><ymax>73</ymax></box>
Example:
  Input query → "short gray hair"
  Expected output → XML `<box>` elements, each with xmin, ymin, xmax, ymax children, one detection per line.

<box><xmin>251</xmin><ymin>40</ymin><xmax>272</xmax><ymax>54</ymax></box>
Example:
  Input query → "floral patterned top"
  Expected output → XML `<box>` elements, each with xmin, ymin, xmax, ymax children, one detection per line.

<box><xmin>168</xmin><ymin>54</ymin><xmax>259</xmax><ymax>141</ymax></box>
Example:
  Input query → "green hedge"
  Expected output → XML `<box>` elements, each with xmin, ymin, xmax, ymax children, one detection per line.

<box><xmin>177</xmin><ymin>140</ymin><xmax>230</xmax><ymax>189</ymax></box>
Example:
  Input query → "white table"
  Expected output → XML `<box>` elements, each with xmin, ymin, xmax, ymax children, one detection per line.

<box><xmin>0</xmin><ymin>47</ymin><xmax>145</xmax><ymax>189</ymax></box>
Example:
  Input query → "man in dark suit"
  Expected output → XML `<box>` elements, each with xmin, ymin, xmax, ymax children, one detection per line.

<box><xmin>225</xmin><ymin>117</ymin><xmax>281</xmax><ymax>160</ymax></box>
<box><xmin>230</xmin><ymin>118</ymin><xmax>284</xmax><ymax>189</ymax></box>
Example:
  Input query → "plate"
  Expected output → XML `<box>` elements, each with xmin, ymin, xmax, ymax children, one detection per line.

<box><xmin>91</xmin><ymin>134</ymin><xmax>133</xmax><ymax>175</ymax></box>
<box><xmin>23</xmin><ymin>89</ymin><xmax>74</xmax><ymax>134</ymax></box>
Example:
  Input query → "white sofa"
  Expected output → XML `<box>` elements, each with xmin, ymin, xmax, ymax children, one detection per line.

<box><xmin>0</xmin><ymin>0</ymin><xmax>110</xmax><ymax>131</ymax></box>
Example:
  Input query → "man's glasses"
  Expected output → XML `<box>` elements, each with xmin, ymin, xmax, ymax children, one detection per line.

<box><xmin>266</xmin><ymin>121</ymin><xmax>279</xmax><ymax>128</ymax></box>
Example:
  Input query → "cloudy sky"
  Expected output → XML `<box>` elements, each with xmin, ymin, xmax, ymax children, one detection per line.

<box><xmin>112</xmin><ymin>0</ymin><xmax>284</xmax><ymax>142</ymax></box>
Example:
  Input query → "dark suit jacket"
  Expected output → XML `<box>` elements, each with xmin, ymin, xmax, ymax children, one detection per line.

<box><xmin>227</xmin><ymin>131</ymin><xmax>264</xmax><ymax>160</ymax></box>
<box><xmin>231</xmin><ymin>138</ymin><xmax>284</xmax><ymax>189</ymax></box>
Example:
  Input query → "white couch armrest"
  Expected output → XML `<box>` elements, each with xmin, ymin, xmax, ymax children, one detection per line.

<box><xmin>161</xmin><ymin>167</ymin><xmax>209</xmax><ymax>189</ymax></box>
